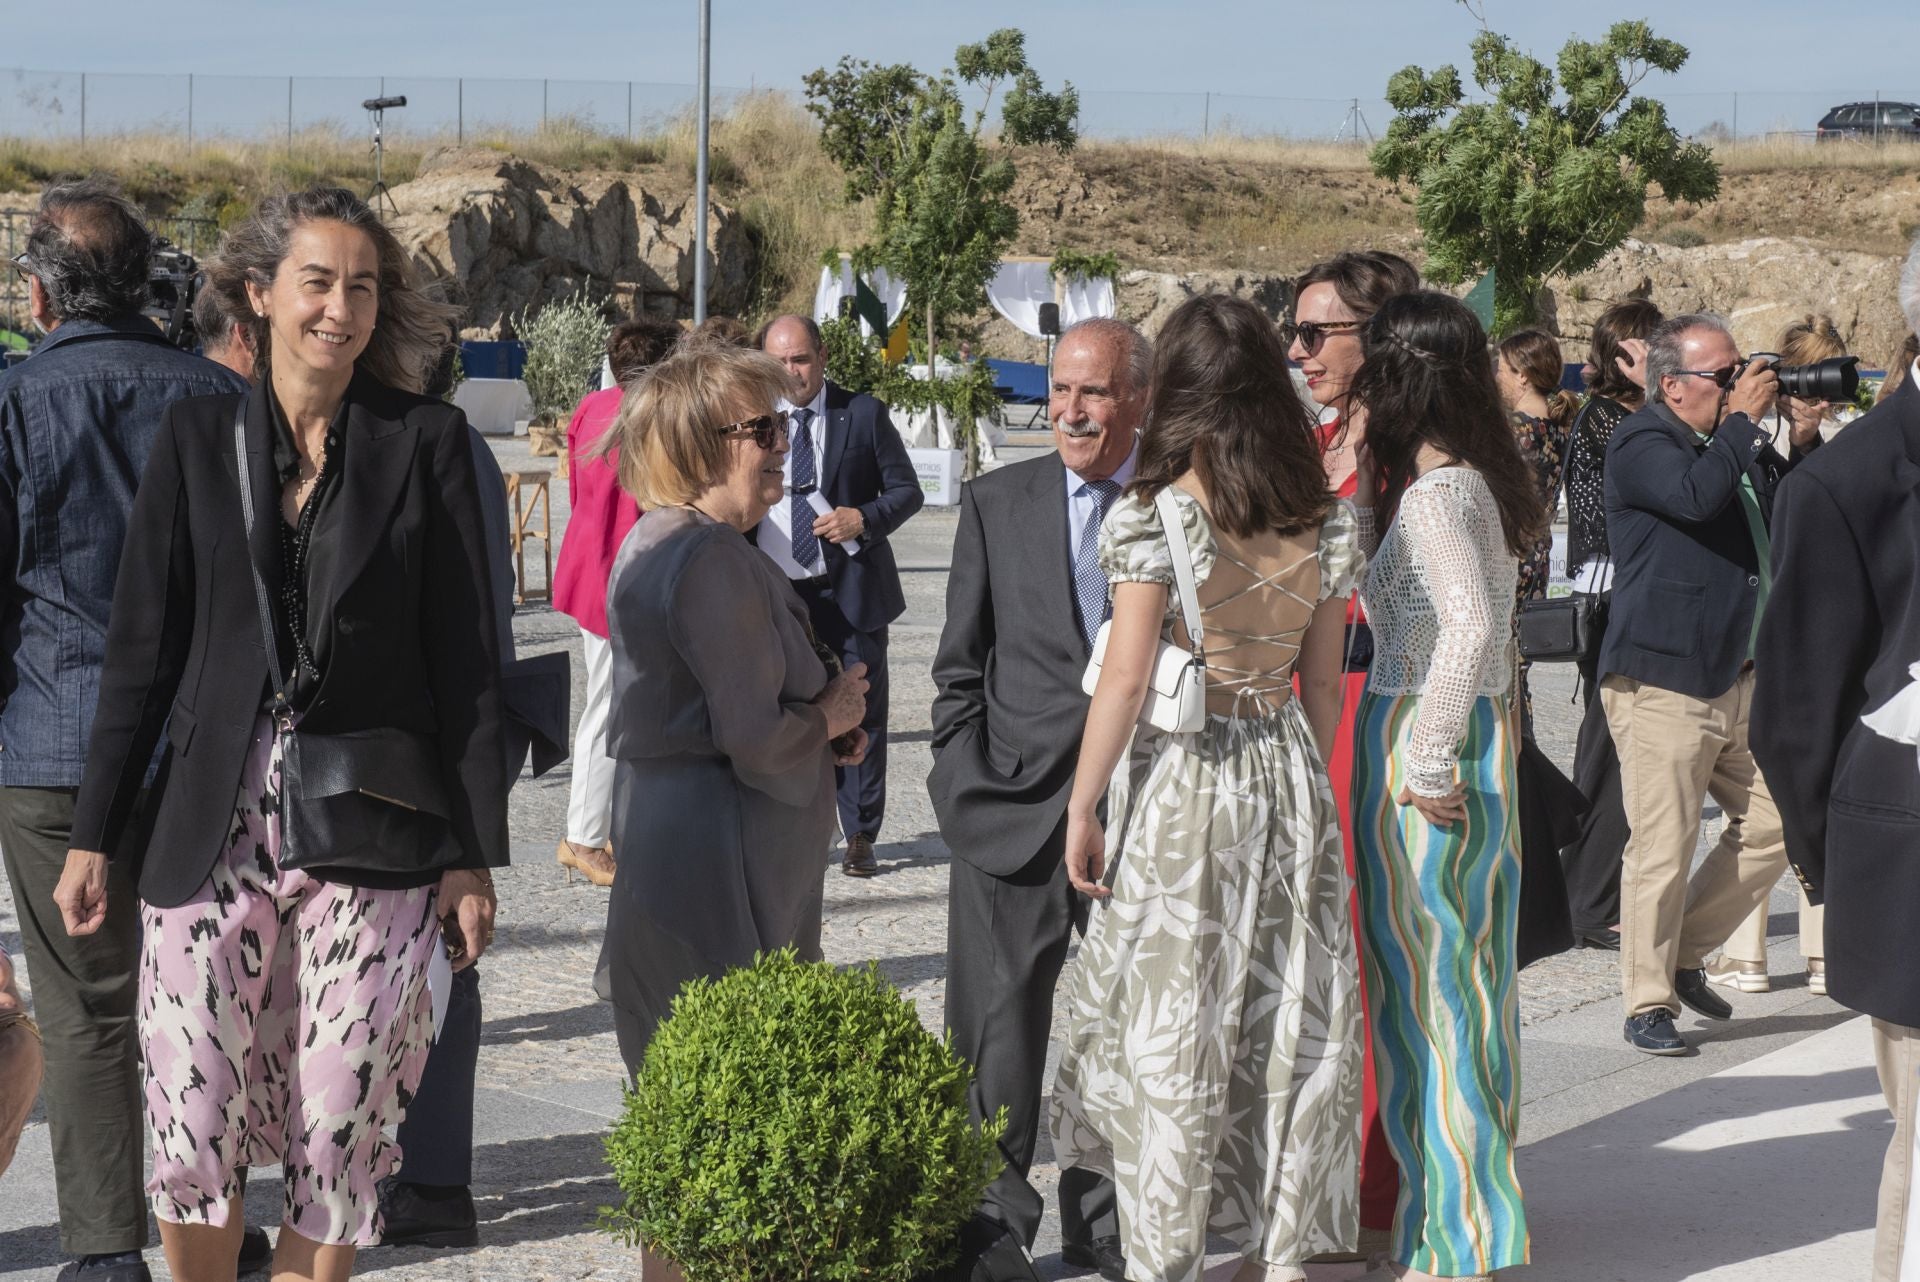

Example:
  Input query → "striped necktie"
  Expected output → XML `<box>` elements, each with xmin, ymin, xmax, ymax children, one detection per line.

<box><xmin>789</xmin><ymin>407</ymin><xmax>819</xmax><ymax>571</ymax></box>
<box><xmin>1075</xmin><ymin>479</ymin><xmax>1121</xmax><ymax>650</ymax></box>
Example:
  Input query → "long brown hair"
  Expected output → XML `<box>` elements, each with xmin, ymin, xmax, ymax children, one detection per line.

<box><xmin>1584</xmin><ymin>299</ymin><xmax>1663</xmax><ymax>405</ymax></box>
<box><xmin>1292</xmin><ymin>250</ymin><xmax>1422</xmax><ymax>322</ymax></box>
<box><xmin>1498</xmin><ymin>329</ymin><xmax>1579</xmax><ymax>431</ymax></box>
<box><xmin>1349</xmin><ymin>291</ymin><xmax>1545</xmax><ymax>559</ymax></box>
<box><xmin>1129</xmin><ymin>293</ymin><xmax>1331</xmax><ymax>538</ymax></box>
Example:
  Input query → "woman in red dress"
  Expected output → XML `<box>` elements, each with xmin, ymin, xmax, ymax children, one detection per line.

<box><xmin>1286</xmin><ymin>250</ymin><xmax>1421</xmax><ymax>1259</ymax></box>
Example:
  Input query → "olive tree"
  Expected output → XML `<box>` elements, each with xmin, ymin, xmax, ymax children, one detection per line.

<box><xmin>1371</xmin><ymin>17</ymin><xmax>1721</xmax><ymax>336</ymax></box>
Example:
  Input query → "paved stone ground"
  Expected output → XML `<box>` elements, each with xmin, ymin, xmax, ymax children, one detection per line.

<box><xmin>0</xmin><ymin>435</ymin><xmax>1848</xmax><ymax>1280</ymax></box>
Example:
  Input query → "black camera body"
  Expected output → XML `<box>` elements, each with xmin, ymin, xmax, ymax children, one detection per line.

<box><xmin>143</xmin><ymin>239</ymin><xmax>201</xmax><ymax>351</ymax></box>
<box><xmin>1755</xmin><ymin>354</ymin><xmax>1860</xmax><ymax>403</ymax></box>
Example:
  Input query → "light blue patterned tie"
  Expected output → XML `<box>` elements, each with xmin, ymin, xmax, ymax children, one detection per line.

<box><xmin>789</xmin><ymin>407</ymin><xmax>820</xmax><ymax>570</ymax></box>
<box><xmin>1075</xmin><ymin>479</ymin><xmax>1121</xmax><ymax>650</ymax></box>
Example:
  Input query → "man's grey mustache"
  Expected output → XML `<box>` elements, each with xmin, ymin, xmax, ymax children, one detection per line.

<box><xmin>1057</xmin><ymin>420</ymin><xmax>1102</xmax><ymax>438</ymax></box>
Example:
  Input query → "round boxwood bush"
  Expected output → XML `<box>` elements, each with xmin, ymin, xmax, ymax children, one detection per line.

<box><xmin>604</xmin><ymin>949</ymin><xmax>1005</xmax><ymax>1282</ymax></box>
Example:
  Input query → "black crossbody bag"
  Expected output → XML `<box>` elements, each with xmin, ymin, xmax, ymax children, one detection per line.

<box><xmin>233</xmin><ymin>404</ymin><xmax>461</xmax><ymax>877</ymax></box>
<box><xmin>1516</xmin><ymin>593</ymin><xmax>1602</xmax><ymax>663</ymax></box>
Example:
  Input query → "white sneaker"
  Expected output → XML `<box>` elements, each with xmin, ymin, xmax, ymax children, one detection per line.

<box><xmin>1705</xmin><ymin>954</ymin><xmax>1771</xmax><ymax>993</ymax></box>
<box><xmin>1808</xmin><ymin>959</ymin><xmax>1828</xmax><ymax>996</ymax></box>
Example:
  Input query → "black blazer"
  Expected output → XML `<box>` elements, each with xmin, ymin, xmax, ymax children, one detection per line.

<box><xmin>813</xmin><ymin>382</ymin><xmax>924</xmax><ymax>633</ymax></box>
<box><xmin>929</xmin><ymin>455</ymin><xmax>1090</xmax><ymax>877</ymax></box>
<box><xmin>71</xmin><ymin>375</ymin><xmax>509</xmax><ymax>908</ymax></box>
<box><xmin>1753</xmin><ymin>379</ymin><xmax>1920</xmax><ymax>1027</ymax></box>
<box><xmin>1600</xmin><ymin>403</ymin><xmax>1809</xmax><ymax>699</ymax></box>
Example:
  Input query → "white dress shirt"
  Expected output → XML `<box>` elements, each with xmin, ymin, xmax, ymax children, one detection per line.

<box><xmin>1064</xmin><ymin>440</ymin><xmax>1139</xmax><ymax>563</ymax></box>
<box><xmin>757</xmin><ymin>384</ymin><xmax>831</xmax><ymax>579</ymax></box>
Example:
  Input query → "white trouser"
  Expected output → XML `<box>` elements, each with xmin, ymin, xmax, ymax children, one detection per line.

<box><xmin>565</xmin><ymin>629</ymin><xmax>616</xmax><ymax>848</ymax></box>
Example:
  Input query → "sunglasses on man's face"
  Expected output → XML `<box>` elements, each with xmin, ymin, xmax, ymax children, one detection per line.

<box><xmin>8</xmin><ymin>252</ymin><xmax>31</xmax><ymax>281</ymax></box>
<box><xmin>1279</xmin><ymin>318</ymin><xmax>1364</xmax><ymax>356</ymax></box>
<box><xmin>1672</xmin><ymin>363</ymin><xmax>1745</xmax><ymax>390</ymax></box>
<box><xmin>714</xmin><ymin>410</ymin><xmax>790</xmax><ymax>451</ymax></box>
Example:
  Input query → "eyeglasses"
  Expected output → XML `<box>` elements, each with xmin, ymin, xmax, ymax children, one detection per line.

<box><xmin>1672</xmin><ymin>363</ymin><xmax>1744</xmax><ymax>390</ymax></box>
<box><xmin>8</xmin><ymin>252</ymin><xmax>31</xmax><ymax>281</ymax></box>
<box><xmin>714</xmin><ymin>410</ymin><xmax>790</xmax><ymax>451</ymax></box>
<box><xmin>1280</xmin><ymin>318</ymin><xmax>1364</xmax><ymax>356</ymax></box>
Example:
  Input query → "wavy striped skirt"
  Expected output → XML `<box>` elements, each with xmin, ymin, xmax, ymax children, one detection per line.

<box><xmin>1352</xmin><ymin>691</ymin><xmax>1529</xmax><ymax>1276</ymax></box>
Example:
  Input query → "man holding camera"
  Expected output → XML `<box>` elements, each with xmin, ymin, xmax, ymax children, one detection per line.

<box><xmin>1599</xmin><ymin>312</ymin><xmax>1820</xmax><ymax>1057</ymax></box>
<box><xmin>0</xmin><ymin>179</ymin><xmax>244</xmax><ymax>1281</ymax></box>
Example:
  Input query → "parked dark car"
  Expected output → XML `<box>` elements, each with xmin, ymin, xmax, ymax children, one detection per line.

<box><xmin>1817</xmin><ymin>101</ymin><xmax>1920</xmax><ymax>142</ymax></box>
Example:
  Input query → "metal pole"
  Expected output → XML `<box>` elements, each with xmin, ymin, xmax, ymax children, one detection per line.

<box><xmin>287</xmin><ymin>77</ymin><xmax>294</xmax><ymax>153</ymax></box>
<box><xmin>627</xmin><ymin>81</ymin><xmax>633</xmax><ymax>141</ymax></box>
<box><xmin>458</xmin><ymin>79</ymin><xmax>464</xmax><ymax>147</ymax></box>
<box><xmin>693</xmin><ymin>0</ymin><xmax>711</xmax><ymax>324</ymax></box>
<box><xmin>80</xmin><ymin>74</ymin><xmax>86</xmax><ymax>148</ymax></box>
<box><xmin>543</xmin><ymin>79</ymin><xmax>549</xmax><ymax>130</ymax></box>
<box><xmin>187</xmin><ymin>74</ymin><xmax>194</xmax><ymax>154</ymax></box>
<box><xmin>1203</xmin><ymin>92</ymin><xmax>1210</xmax><ymax>139</ymax></box>
<box><xmin>1731</xmin><ymin>92</ymin><xmax>1738</xmax><ymax>143</ymax></box>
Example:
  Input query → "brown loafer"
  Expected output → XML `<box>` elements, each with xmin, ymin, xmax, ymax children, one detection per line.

<box><xmin>842</xmin><ymin>832</ymin><xmax>878</xmax><ymax>877</ymax></box>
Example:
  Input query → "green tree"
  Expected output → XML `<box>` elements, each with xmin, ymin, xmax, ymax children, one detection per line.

<box><xmin>805</xmin><ymin>29</ymin><xmax>1078</xmax><ymax>372</ymax></box>
<box><xmin>1370</xmin><ymin>15</ymin><xmax>1720</xmax><ymax>336</ymax></box>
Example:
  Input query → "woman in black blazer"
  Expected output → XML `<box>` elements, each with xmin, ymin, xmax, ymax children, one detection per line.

<box><xmin>53</xmin><ymin>188</ymin><xmax>506</xmax><ymax>1282</ymax></box>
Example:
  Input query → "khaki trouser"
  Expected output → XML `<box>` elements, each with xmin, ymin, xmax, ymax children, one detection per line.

<box><xmin>1722</xmin><ymin>886</ymin><xmax>1824</xmax><ymax>965</ymax></box>
<box><xmin>1600</xmin><ymin>671</ymin><xmax>1789</xmax><ymax>1019</ymax></box>
<box><xmin>1872</xmin><ymin>1020</ymin><xmax>1918</xmax><ymax>1282</ymax></box>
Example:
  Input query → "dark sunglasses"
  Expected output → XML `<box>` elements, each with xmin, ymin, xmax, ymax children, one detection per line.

<box><xmin>8</xmin><ymin>251</ymin><xmax>31</xmax><ymax>280</ymax></box>
<box><xmin>714</xmin><ymin>410</ymin><xmax>790</xmax><ymax>450</ymax></box>
<box><xmin>1672</xmin><ymin>363</ymin><xmax>1744</xmax><ymax>390</ymax></box>
<box><xmin>1279</xmin><ymin>317</ymin><xmax>1364</xmax><ymax>356</ymax></box>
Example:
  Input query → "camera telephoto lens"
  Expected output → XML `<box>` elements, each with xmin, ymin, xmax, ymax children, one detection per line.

<box><xmin>1775</xmin><ymin>356</ymin><xmax>1860</xmax><ymax>403</ymax></box>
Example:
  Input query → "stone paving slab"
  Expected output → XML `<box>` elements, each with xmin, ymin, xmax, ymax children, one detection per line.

<box><xmin>0</xmin><ymin>438</ymin><xmax>1858</xmax><ymax>1278</ymax></box>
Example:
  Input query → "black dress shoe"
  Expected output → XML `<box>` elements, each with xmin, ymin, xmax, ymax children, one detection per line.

<box><xmin>842</xmin><ymin>832</ymin><xmax>879</xmax><ymax>878</ymax></box>
<box><xmin>377</xmin><ymin>1178</ymin><xmax>479</xmax><ymax>1248</ymax></box>
<box><xmin>1059</xmin><ymin>1235</ymin><xmax>1128</xmax><ymax>1282</ymax></box>
<box><xmin>1675</xmin><ymin>966</ymin><xmax>1733</xmax><ymax>1021</ymax></box>
<box><xmin>238</xmin><ymin>1226</ymin><xmax>272</xmax><ymax>1275</ymax></box>
<box><xmin>1624</xmin><ymin>1008</ymin><xmax>1688</xmax><ymax>1055</ymax></box>
<box><xmin>1575</xmin><ymin>926</ymin><xmax>1620</xmax><ymax>951</ymax></box>
<box><xmin>55</xmin><ymin>1255</ymin><xmax>151</xmax><ymax>1282</ymax></box>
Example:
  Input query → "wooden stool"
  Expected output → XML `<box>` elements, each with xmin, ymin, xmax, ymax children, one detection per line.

<box><xmin>503</xmin><ymin>470</ymin><xmax>552</xmax><ymax>606</ymax></box>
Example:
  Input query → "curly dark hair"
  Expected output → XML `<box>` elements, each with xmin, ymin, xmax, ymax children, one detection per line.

<box><xmin>1129</xmin><ymin>293</ymin><xmax>1331</xmax><ymax>539</ymax></box>
<box><xmin>1349</xmin><ymin>291</ymin><xmax>1545</xmax><ymax>559</ymax></box>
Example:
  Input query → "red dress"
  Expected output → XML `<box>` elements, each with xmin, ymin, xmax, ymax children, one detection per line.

<box><xmin>552</xmin><ymin>387</ymin><xmax>641</xmax><ymax>638</ymax></box>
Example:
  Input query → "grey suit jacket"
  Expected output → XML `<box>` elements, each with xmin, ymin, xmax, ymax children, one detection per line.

<box><xmin>929</xmin><ymin>455</ymin><xmax>1094</xmax><ymax>876</ymax></box>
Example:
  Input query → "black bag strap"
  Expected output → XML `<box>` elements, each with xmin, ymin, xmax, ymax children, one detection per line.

<box><xmin>233</xmin><ymin>399</ymin><xmax>293</xmax><ymax>723</ymax></box>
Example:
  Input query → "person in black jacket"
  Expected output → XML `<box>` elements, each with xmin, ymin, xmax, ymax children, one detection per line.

<box><xmin>755</xmin><ymin>314</ymin><xmax>924</xmax><ymax>876</ymax></box>
<box><xmin>1752</xmin><ymin>242</ymin><xmax>1920</xmax><ymax>1282</ymax></box>
<box><xmin>52</xmin><ymin>187</ymin><xmax>506</xmax><ymax>1282</ymax></box>
<box><xmin>1598</xmin><ymin>311</ymin><xmax>1817</xmax><ymax>1057</ymax></box>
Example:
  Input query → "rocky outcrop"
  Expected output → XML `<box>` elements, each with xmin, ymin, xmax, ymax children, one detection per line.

<box><xmin>384</xmin><ymin>150</ymin><xmax>754</xmax><ymax>336</ymax></box>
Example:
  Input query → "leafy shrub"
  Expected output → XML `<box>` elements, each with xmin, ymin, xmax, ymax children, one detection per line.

<box><xmin>1655</xmin><ymin>224</ymin><xmax>1707</xmax><ymax>249</ymax></box>
<box><xmin>604</xmin><ymin>950</ymin><xmax>1004</xmax><ymax>1282</ymax></box>
<box><xmin>514</xmin><ymin>289</ymin><xmax>611</xmax><ymax>424</ymax></box>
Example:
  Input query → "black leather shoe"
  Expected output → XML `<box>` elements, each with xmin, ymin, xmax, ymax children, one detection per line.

<box><xmin>1060</xmin><ymin>1235</ymin><xmax>1128</xmax><ymax>1282</ymax></box>
<box><xmin>1675</xmin><ymin>967</ymin><xmax>1733</xmax><ymax>1021</ymax></box>
<box><xmin>377</xmin><ymin>1178</ymin><xmax>479</xmax><ymax>1248</ymax></box>
<box><xmin>55</xmin><ymin>1255</ymin><xmax>151</xmax><ymax>1282</ymax></box>
<box><xmin>1624</xmin><ymin>1008</ymin><xmax>1688</xmax><ymax>1055</ymax></box>
<box><xmin>238</xmin><ymin>1226</ymin><xmax>272</xmax><ymax>1275</ymax></box>
<box><xmin>842</xmin><ymin>832</ymin><xmax>879</xmax><ymax>878</ymax></box>
<box><xmin>1576</xmin><ymin>926</ymin><xmax>1621</xmax><ymax>951</ymax></box>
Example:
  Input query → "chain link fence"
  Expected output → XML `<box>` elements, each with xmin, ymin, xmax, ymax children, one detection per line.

<box><xmin>6</xmin><ymin>68</ymin><xmax>1913</xmax><ymax>146</ymax></box>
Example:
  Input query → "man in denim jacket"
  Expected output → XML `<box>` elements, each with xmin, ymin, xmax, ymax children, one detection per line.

<box><xmin>0</xmin><ymin>179</ymin><xmax>243</xmax><ymax>1282</ymax></box>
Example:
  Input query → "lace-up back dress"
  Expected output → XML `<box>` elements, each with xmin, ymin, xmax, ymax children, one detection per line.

<box><xmin>1050</xmin><ymin>487</ymin><xmax>1365</xmax><ymax>1282</ymax></box>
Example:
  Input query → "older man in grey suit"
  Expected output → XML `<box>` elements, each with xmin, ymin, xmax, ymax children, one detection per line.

<box><xmin>932</xmin><ymin>318</ymin><xmax>1150</xmax><ymax>1279</ymax></box>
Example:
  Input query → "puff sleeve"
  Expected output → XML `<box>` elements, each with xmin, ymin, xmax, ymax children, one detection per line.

<box><xmin>1317</xmin><ymin>500</ymin><xmax>1366</xmax><ymax>603</ymax></box>
<box><xmin>1097</xmin><ymin>490</ymin><xmax>1215</xmax><ymax>615</ymax></box>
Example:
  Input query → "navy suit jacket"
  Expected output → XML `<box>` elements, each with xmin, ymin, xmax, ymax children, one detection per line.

<box><xmin>1600</xmin><ymin>403</ymin><xmax>1810</xmax><ymax>700</ymax></box>
<box><xmin>812</xmin><ymin>381</ymin><xmax>924</xmax><ymax>633</ymax></box>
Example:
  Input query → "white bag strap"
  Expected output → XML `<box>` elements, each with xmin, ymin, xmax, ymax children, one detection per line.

<box><xmin>1153</xmin><ymin>486</ymin><xmax>1206</xmax><ymax>665</ymax></box>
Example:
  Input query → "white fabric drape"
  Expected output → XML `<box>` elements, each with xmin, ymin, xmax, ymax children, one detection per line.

<box><xmin>1061</xmin><ymin>274</ymin><xmax>1117</xmax><ymax>328</ymax></box>
<box><xmin>985</xmin><ymin>260</ymin><xmax>1056</xmax><ymax>339</ymax></box>
<box><xmin>812</xmin><ymin>261</ymin><xmax>908</xmax><ymax>338</ymax></box>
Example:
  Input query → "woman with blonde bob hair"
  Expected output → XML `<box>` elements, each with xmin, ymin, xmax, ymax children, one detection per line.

<box><xmin>58</xmin><ymin>186</ymin><xmax>507</xmax><ymax>1282</ymax></box>
<box><xmin>594</xmin><ymin>342</ymin><xmax>870</xmax><ymax>1077</ymax></box>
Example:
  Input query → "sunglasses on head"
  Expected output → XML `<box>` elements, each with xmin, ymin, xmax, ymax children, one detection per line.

<box><xmin>714</xmin><ymin>410</ymin><xmax>790</xmax><ymax>450</ymax></box>
<box><xmin>1279</xmin><ymin>317</ymin><xmax>1364</xmax><ymax>356</ymax></box>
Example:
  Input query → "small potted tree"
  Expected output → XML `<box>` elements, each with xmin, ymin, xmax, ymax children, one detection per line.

<box><xmin>513</xmin><ymin>289</ymin><xmax>611</xmax><ymax>459</ymax></box>
<box><xmin>605</xmin><ymin>950</ymin><xmax>1004</xmax><ymax>1282</ymax></box>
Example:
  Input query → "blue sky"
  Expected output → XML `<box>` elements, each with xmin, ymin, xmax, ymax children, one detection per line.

<box><xmin>5</xmin><ymin>1</ymin><xmax>1914</xmax><ymax>139</ymax></box>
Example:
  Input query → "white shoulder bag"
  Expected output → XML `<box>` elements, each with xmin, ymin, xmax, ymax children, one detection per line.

<box><xmin>1080</xmin><ymin>486</ymin><xmax>1207</xmax><ymax>734</ymax></box>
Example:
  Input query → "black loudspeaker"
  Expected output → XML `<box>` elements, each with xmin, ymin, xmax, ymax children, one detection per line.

<box><xmin>1038</xmin><ymin>302</ymin><xmax>1060</xmax><ymax>337</ymax></box>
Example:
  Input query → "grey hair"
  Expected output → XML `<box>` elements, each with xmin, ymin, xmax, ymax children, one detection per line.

<box><xmin>1645</xmin><ymin>312</ymin><xmax>1734</xmax><ymax>405</ymax></box>
<box><xmin>1901</xmin><ymin>236</ymin><xmax>1920</xmax><ymax>338</ymax></box>
<box><xmin>204</xmin><ymin>187</ymin><xmax>458</xmax><ymax>393</ymax></box>
<box><xmin>755</xmin><ymin>313</ymin><xmax>825</xmax><ymax>353</ymax></box>
<box><xmin>191</xmin><ymin>279</ymin><xmax>238</xmax><ymax>353</ymax></box>
<box><xmin>25</xmin><ymin>178</ymin><xmax>153</xmax><ymax>323</ymax></box>
<box><xmin>1058</xmin><ymin>317</ymin><xmax>1154</xmax><ymax>398</ymax></box>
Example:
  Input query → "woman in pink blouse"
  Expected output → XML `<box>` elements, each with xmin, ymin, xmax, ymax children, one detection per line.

<box><xmin>553</xmin><ymin>318</ymin><xmax>682</xmax><ymax>886</ymax></box>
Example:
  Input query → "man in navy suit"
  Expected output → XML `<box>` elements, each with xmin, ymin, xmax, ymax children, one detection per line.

<box><xmin>756</xmin><ymin>315</ymin><xmax>924</xmax><ymax>875</ymax></box>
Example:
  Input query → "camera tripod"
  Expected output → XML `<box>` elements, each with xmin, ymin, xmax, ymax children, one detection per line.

<box><xmin>363</xmin><ymin>95</ymin><xmax>408</xmax><ymax>220</ymax></box>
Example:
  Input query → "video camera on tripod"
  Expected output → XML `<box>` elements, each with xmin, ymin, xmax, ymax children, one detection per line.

<box><xmin>143</xmin><ymin>238</ymin><xmax>202</xmax><ymax>350</ymax></box>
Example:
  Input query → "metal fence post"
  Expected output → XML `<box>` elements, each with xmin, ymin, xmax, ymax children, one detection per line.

<box><xmin>187</xmin><ymin>74</ymin><xmax>194</xmax><ymax>153</ymax></box>
<box><xmin>543</xmin><ymin>79</ymin><xmax>549</xmax><ymax>130</ymax></box>
<box><xmin>80</xmin><ymin>73</ymin><xmax>86</xmax><ymax>147</ymax></box>
<box><xmin>628</xmin><ymin>81</ymin><xmax>633</xmax><ymax>140</ymax></box>
<box><xmin>458</xmin><ymin>79</ymin><xmax>464</xmax><ymax>146</ymax></box>
<box><xmin>287</xmin><ymin>77</ymin><xmax>294</xmax><ymax>153</ymax></box>
<box><xmin>1203</xmin><ymin>92</ymin><xmax>1211</xmax><ymax>139</ymax></box>
<box><xmin>1731</xmin><ymin>91</ymin><xmax>1738</xmax><ymax>142</ymax></box>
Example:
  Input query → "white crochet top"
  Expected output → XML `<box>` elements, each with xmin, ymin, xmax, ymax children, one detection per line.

<box><xmin>1355</xmin><ymin>467</ymin><xmax>1519</xmax><ymax>797</ymax></box>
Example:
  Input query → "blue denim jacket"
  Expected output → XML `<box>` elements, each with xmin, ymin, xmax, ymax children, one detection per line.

<box><xmin>0</xmin><ymin>318</ymin><xmax>246</xmax><ymax>787</ymax></box>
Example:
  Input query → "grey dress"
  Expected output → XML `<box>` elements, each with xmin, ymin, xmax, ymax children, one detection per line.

<box><xmin>598</xmin><ymin>506</ymin><xmax>836</xmax><ymax>1074</ymax></box>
